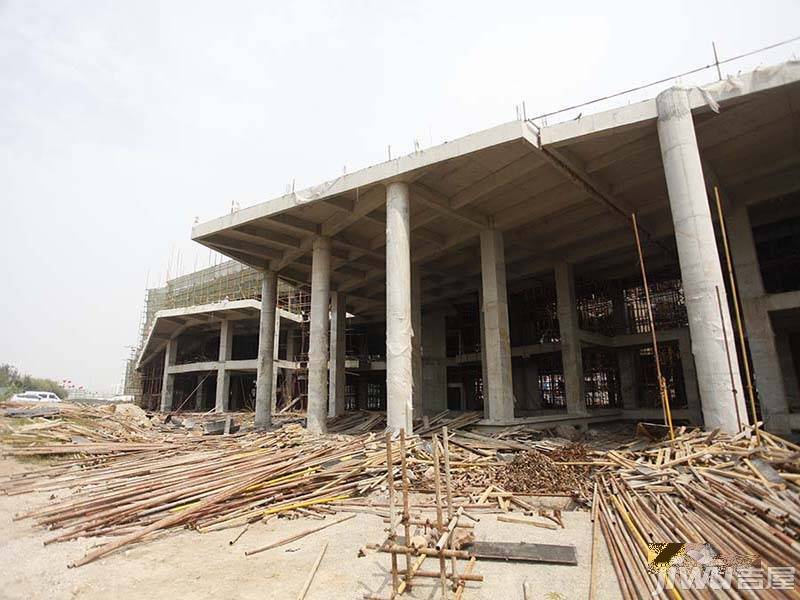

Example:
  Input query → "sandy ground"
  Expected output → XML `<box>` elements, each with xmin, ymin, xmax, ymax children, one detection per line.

<box><xmin>0</xmin><ymin>457</ymin><xmax>622</xmax><ymax>599</ymax></box>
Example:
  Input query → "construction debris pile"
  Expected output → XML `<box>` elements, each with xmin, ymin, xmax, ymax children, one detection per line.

<box><xmin>2</xmin><ymin>402</ymin><xmax>799</xmax><ymax>598</ymax></box>
<box><xmin>591</xmin><ymin>426</ymin><xmax>800</xmax><ymax>597</ymax></box>
<box><xmin>493</xmin><ymin>448</ymin><xmax>590</xmax><ymax>495</ymax></box>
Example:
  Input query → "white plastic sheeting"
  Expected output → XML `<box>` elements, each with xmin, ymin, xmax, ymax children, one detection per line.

<box><xmin>656</xmin><ymin>87</ymin><xmax>747</xmax><ymax>433</ymax></box>
<box><xmin>386</xmin><ymin>182</ymin><xmax>414</xmax><ymax>433</ymax></box>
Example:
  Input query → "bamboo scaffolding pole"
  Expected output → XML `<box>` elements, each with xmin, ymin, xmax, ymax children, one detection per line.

<box><xmin>632</xmin><ymin>212</ymin><xmax>675</xmax><ymax>440</ymax></box>
<box><xmin>716</xmin><ymin>285</ymin><xmax>744</xmax><ymax>432</ymax></box>
<box><xmin>713</xmin><ymin>186</ymin><xmax>761</xmax><ymax>444</ymax></box>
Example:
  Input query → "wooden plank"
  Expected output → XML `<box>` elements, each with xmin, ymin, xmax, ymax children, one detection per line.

<box><xmin>396</xmin><ymin>537</ymin><xmax>577</xmax><ymax>565</ymax></box>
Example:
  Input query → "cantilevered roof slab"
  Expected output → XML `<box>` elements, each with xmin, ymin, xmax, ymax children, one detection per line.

<box><xmin>192</xmin><ymin>61</ymin><xmax>800</xmax><ymax>318</ymax></box>
<box><xmin>136</xmin><ymin>299</ymin><xmax>301</xmax><ymax>369</ymax></box>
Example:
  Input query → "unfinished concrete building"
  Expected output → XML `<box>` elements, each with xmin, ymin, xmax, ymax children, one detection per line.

<box><xmin>127</xmin><ymin>261</ymin><xmax>311</xmax><ymax>414</ymax></box>
<box><xmin>186</xmin><ymin>61</ymin><xmax>800</xmax><ymax>435</ymax></box>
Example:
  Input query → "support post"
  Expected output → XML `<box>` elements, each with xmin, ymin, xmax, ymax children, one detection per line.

<box><xmin>329</xmin><ymin>291</ymin><xmax>346</xmax><ymax>417</ymax></box>
<box><xmin>479</xmin><ymin>229</ymin><xmax>514</xmax><ymax>422</ymax></box>
<box><xmin>195</xmin><ymin>374</ymin><xmax>204</xmax><ymax>411</ymax></box>
<box><xmin>422</xmin><ymin>309</ymin><xmax>448</xmax><ymax>414</ymax></box>
<box><xmin>555</xmin><ymin>262</ymin><xmax>587</xmax><ymax>416</ymax></box>
<box><xmin>215</xmin><ymin>319</ymin><xmax>233</xmax><ymax>413</ymax></box>
<box><xmin>411</xmin><ymin>267</ymin><xmax>423</xmax><ymax>419</ymax></box>
<box><xmin>656</xmin><ymin>87</ymin><xmax>746</xmax><ymax>433</ymax></box>
<box><xmin>618</xmin><ymin>349</ymin><xmax>638</xmax><ymax>410</ymax></box>
<box><xmin>160</xmin><ymin>338</ymin><xmax>177</xmax><ymax>412</ymax></box>
<box><xmin>386</xmin><ymin>181</ymin><xmax>413</xmax><ymax>433</ymax></box>
<box><xmin>255</xmin><ymin>270</ymin><xmax>277</xmax><ymax>429</ymax></box>
<box><xmin>285</xmin><ymin>327</ymin><xmax>297</xmax><ymax>403</ymax></box>
<box><xmin>271</xmin><ymin>312</ymin><xmax>280</xmax><ymax>414</ymax></box>
<box><xmin>307</xmin><ymin>236</ymin><xmax>331</xmax><ymax>433</ymax></box>
<box><xmin>727</xmin><ymin>201</ymin><xmax>790</xmax><ymax>432</ymax></box>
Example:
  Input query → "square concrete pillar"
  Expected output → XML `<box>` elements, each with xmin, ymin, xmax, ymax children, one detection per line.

<box><xmin>411</xmin><ymin>267</ymin><xmax>423</xmax><ymax>419</ymax></box>
<box><xmin>386</xmin><ymin>181</ymin><xmax>413</xmax><ymax>433</ymax></box>
<box><xmin>194</xmin><ymin>374</ymin><xmax>204</xmax><ymax>411</ymax></box>
<box><xmin>255</xmin><ymin>270</ymin><xmax>277</xmax><ymax>429</ymax></box>
<box><xmin>160</xmin><ymin>338</ymin><xmax>178</xmax><ymax>412</ymax></box>
<box><xmin>479</xmin><ymin>229</ymin><xmax>514</xmax><ymax>422</ymax></box>
<box><xmin>215</xmin><ymin>319</ymin><xmax>233</xmax><ymax>413</ymax></box>
<box><xmin>328</xmin><ymin>291</ymin><xmax>346</xmax><ymax>417</ymax></box>
<box><xmin>422</xmin><ymin>309</ymin><xmax>448</xmax><ymax>414</ymax></box>
<box><xmin>555</xmin><ymin>262</ymin><xmax>587</xmax><ymax>416</ymax></box>
<box><xmin>270</xmin><ymin>311</ymin><xmax>280</xmax><ymax>414</ymax></box>
<box><xmin>657</xmin><ymin>87</ymin><xmax>746</xmax><ymax>433</ymax></box>
<box><xmin>617</xmin><ymin>349</ymin><xmax>637</xmax><ymax>410</ymax></box>
<box><xmin>518</xmin><ymin>357</ymin><xmax>542</xmax><ymax>410</ymax></box>
<box><xmin>478</xmin><ymin>289</ymin><xmax>488</xmax><ymax>403</ymax></box>
<box><xmin>307</xmin><ymin>236</ymin><xmax>331</xmax><ymax>433</ymax></box>
<box><xmin>285</xmin><ymin>327</ymin><xmax>297</xmax><ymax>402</ymax></box>
<box><xmin>727</xmin><ymin>201</ymin><xmax>790</xmax><ymax>432</ymax></box>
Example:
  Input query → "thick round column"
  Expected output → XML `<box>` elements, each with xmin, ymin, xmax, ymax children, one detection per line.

<box><xmin>656</xmin><ymin>87</ymin><xmax>746</xmax><ymax>433</ymax></box>
<box><xmin>386</xmin><ymin>181</ymin><xmax>413</xmax><ymax>433</ymax></box>
<box><xmin>307</xmin><ymin>236</ymin><xmax>331</xmax><ymax>433</ymax></box>
<box><xmin>255</xmin><ymin>269</ymin><xmax>277</xmax><ymax>429</ymax></box>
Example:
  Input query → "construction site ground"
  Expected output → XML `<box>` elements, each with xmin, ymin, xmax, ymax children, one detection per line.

<box><xmin>1</xmin><ymin>402</ymin><xmax>798</xmax><ymax>599</ymax></box>
<box><xmin>0</xmin><ymin>456</ymin><xmax>620</xmax><ymax>600</ymax></box>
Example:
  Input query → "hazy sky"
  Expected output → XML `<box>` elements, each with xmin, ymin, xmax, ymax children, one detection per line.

<box><xmin>1</xmin><ymin>1</ymin><xmax>798</xmax><ymax>393</ymax></box>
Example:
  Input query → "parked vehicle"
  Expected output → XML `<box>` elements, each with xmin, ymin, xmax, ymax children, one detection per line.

<box><xmin>9</xmin><ymin>391</ymin><xmax>62</xmax><ymax>403</ymax></box>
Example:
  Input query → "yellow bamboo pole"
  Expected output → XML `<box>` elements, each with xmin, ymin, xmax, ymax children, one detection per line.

<box><xmin>631</xmin><ymin>213</ymin><xmax>675</xmax><ymax>440</ymax></box>
<box><xmin>713</xmin><ymin>186</ymin><xmax>761</xmax><ymax>444</ymax></box>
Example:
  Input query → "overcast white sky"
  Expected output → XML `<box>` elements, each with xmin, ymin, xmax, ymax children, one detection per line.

<box><xmin>1</xmin><ymin>1</ymin><xmax>798</xmax><ymax>393</ymax></box>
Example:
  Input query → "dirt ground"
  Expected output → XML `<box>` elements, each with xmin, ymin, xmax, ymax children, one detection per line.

<box><xmin>0</xmin><ymin>457</ymin><xmax>622</xmax><ymax>599</ymax></box>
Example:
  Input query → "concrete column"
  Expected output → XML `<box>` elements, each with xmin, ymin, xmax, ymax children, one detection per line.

<box><xmin>411</xmin><ymin>268</ymin><xmax>423</xmax><ymax>419</ymax></box>
<box><xmin>255</xmin><ymin>270</ymin><xmax>277</xmax><ymax>429</ymax></box>
<box><xmin>678</xmin><ymin>331</ymin><xmax>703</xmax><ymax>424</ymax></box>
<box><xmin>215</xmin><ymin>319</ymin><xmax>233</xmax><ymax>413</ymax></box>
<box><xmin>159</xmin><ymin>338</ymin><xmax>177</xmax><ymax>412</ymax></box>
<box><xmin>555</xmin><ymin>262</ymin><xmax>587</xmax><ymax>416</ymax></box>
<box><xmin>357</xmin><ymin>375</ymin><xmax>369</xmax><ymax>410</ymax></box>
<box><xmin>727</xmin><ymin>201</ymin><xmax>790</xmax><ymax>432</ymax></box>
<box><xmin>776</xmin><ymin>333</ymin><xmax>800</xmax><ymax>410</ymax></box>
<box><xmin>618</xmin><ymin>349</ymin><xmax>637</xmax><ymax>410</ymax></box>
<box><xmin>656</xmin><ymin>87</ymin><xmax>746</xmax><ymax>433</ymax></box>
<box><xmin>307</xmin><ymin>236</ymin><xmax>331</xmax><ymax>433</ymax></box>
<box><xmin>194</xmin><ymin>374</ymin><xmax>204</xmax><ymax>411</ymax></box>
<box><xmin>524</xmin><ymin>360</ymin><xmax>542</xmax><ymax>409</ymax></box>
<box><xmin>386</xmin><ymin>181</ymin><xmax>414</xmax><ymax>433</ymax></box>
<box><xmin>271</xmin><ymin>312</ymin><xmax>280</xmax><ymax>414</ymax></box>
<box><xmin>478</xmin><ymin>289</ymin><xmax>488</xmax><ymax>402</ymax></box>
<box><xmin>480</xmin><ymin>229</ymin><xmax>514</xmax><ymax>422</ymax></box>
<box><xmin>285</xmin><ymin>328</ymin><xmax>297</xmax><ymax>402</ymax></box>
<box><xmin>611</xmin><ymin>286</ymin><xmax>630</xmax><ymax>334</ymax></box>
<box><xmin>328</xmin><ymin>291</ymin><xmax>346</xmax><ymax>417</ymax></box>
<box><xmin>422</xmin><ymin>309</ymin><xmax>448</xmax><ymax>413</ymax></box>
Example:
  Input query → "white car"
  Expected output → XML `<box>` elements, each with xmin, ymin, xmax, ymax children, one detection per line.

<box><xmin>9</xmin><ymin>391</ymin><xmax>62</xmax><ymax>403</ymax></box>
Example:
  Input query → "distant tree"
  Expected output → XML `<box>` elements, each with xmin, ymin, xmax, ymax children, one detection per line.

<box><xmin>0</xmin><ymin>363</ymin><xmax>69</xmax><ymax>400</ymax></box>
